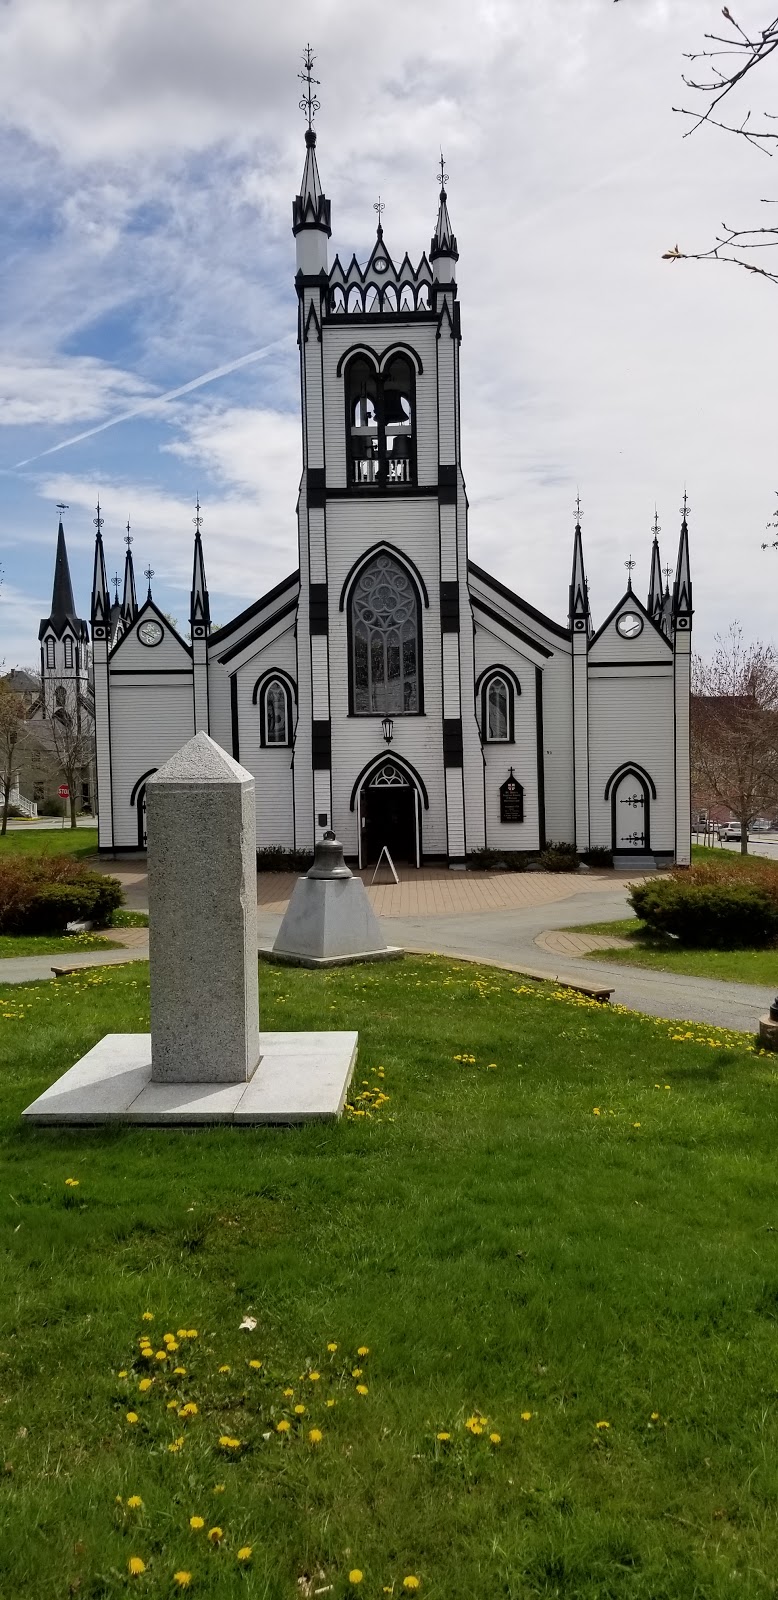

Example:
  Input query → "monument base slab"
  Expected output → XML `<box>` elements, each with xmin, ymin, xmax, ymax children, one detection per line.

<box><xmin>262</xmin><ymin>946</ymin><xmax>403</xmax><ymax>969</ymax></box>
<box><xmin>22</xmin><ymin>1031</ymin><xmax>358</xmax><ymax>1125</ymax></box>
<box><xmin>758</xmin><ymin>1014</ymin><xmax>778</xmax><ymax>1052</ymax></box>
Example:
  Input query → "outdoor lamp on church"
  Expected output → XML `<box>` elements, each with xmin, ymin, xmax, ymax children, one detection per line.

<box><xmin>381</xmin><ymin>715</ymin><xmax>394</xmax><ymax>746</ymax></box>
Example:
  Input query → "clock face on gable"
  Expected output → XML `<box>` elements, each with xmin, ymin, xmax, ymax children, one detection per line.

<box><xmin>138</xmin><ymin>619</ymin><xmax>163</xmax><ymax>647</ymax></box>
<box><xmin>616</xmin><ymin>612</ymin><xmax>643</xmax><ymax>639</ymax></box>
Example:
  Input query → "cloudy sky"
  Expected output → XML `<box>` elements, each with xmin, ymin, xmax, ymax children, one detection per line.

<box><xmin>1</xmin><ymin>0</ymin><xmax>776</xmax><ymax>664</ymax></box>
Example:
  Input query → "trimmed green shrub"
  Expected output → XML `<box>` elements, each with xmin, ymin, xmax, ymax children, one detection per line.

<box><xmin>256</xmin><ymin>847</ymin><xmax>314</xmax><ymax>874</ymax></box>
<box><xmin>583</xmin><ymin>846</ymin><xmax>614</xmax><ymax>869</ymax></box>
<box><xmin>468</xmin><ymin>850</ymin><xmax>529</xmax><ymax>872</ymax></box>
<box><xmin>0</xmin><ymin>856</ymin><xmax>123</xmax><ymax>934</ymax></box>
<box><xmin>539</xmin><ymin>841</ymin><xmax>580</xmax><ymax>873</ymax></box>
<box><xmin>629</xmin><ymin>876</ymin><xmax>778</xmax><ymax>948</ymax></box>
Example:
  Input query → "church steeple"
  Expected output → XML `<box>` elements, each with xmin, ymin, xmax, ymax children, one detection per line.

<box><xmin>569</xmin><ymin>498</ymin><xmax>590</xmax><ymax>634</ymax></box>
<box><xmin>672</xmin><ymin>491</ymin><xmax>692</xmax><ymax>630</ymax></box>
<box><xmin>292</xmin><ymin>46</ymin><xmax>331</xmax><ymax>274</ymax></box>
<box><xmin>189</xmin><ymin>498</ymin><xmax>211</xmax><ymax>634</ymax></box>
<box><xmin>121</xmin><ymin>519</ymin><xmax>138</xmax><ymax>630</ymax></box>
<box><xmin>430</xmin><ymin>155</ymin><xmax>458</xmax><ymax>285</ymax></box>
<box><xmin>90</xmin><ymin>501</ymin><xmax>110</xmax><ymax>632</ymax></box>
<box><xmin>647</xmin><ymin>509</ymin><xmax>664</xmax><ymax>623</ymax></box>
<box><xmin>49</xmin><ymin>514</ymin><xmax>77</xmax><ymax>625</ymax></box>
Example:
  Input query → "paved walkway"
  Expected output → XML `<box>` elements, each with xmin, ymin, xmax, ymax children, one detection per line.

<box><xmin>1</xmin><ymin>867</ymin><xmax>773</xmax><ymax>1033</ymax></box>
<box><xmin>535</xmin><ymin>928</ymin><xmax>633</xmax><ymax>956</ymax></box>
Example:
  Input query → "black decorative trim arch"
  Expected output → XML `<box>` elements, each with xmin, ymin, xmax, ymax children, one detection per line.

<box><xmin>130</xmin><ymin>768</ymin><xmax>157</xmax><ymax>807</ymax></box>
<box><xmin>604</xmin><ymin>761</ymin><xmax>657</xmax><ymax>801</ymax></box>
<box><xmin>253</xmin><ymin>669</ymin><xmax>297</xmax><ymax>749</ymax></box>
<box><xmin>336</xmin><ymin>342</ymin><xmax>380</xmax><ymax>377</ymax></box>
<box><xmin>477</xmin><ymin>665</ymin><xmax>520</xmax><ymax>744</ymax></box>
<box><xmin>338</xmin><ymin>542</ymin><xmax>430</xmax><ymax>612</ymax></box>
<box><xmin>349</xmin><ymin>752</ymin><xmax>430</xmax><ymax>812</ymax></box>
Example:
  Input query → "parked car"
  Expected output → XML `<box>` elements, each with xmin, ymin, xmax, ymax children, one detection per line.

<box><xmin>718</xmin><ymin>822</ymin><xmax>742</xmax><ymax>842</ymax></box>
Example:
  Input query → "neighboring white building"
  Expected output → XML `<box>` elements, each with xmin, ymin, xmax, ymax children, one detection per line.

<box><xmin>80</xmin><ymin>101</ymin><xmax>692</xmax><ymax>868</ymax></box>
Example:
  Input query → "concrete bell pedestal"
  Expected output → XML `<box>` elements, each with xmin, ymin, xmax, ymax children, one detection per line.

<box><xmin>269</xmin><ymin>833</ymin><xmax>402</xmax><ymax>968</ymax></box>
<box><xmin>22</xmin><ymin>735</ymin><xmax>357</xmax><ymax>1126</ymax></box>
<box><xmin>758</xmin><ymin>1007</ymin><xmax>778</xmax><ymax>1052</ymax></box>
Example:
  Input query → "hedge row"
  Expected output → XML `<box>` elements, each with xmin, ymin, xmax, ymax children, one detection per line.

<box><xmin>629</xmin><ymin>859</ymin><xmax>778</xmax><ymax>948</ymax></box>
<box><xmin>0</xmin><ymin>856</ymin><xmax>123</xmax><ymax>934</ymax></box>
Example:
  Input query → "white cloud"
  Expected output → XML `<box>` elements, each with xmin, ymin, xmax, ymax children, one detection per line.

<box><xmin>0</xmin><ymin>357</ymin><xmax>151</xmax><ymax>429</ymax></box>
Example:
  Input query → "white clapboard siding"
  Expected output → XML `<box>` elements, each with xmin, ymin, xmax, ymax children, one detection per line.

<box><xmin>442</xmin><ymin>633</ymin><xmax>461</xmax><ymax>718</ymax></box>
<box><xmin>308</xmin><ymin>505</ymin><xmax>327</xmax><ymax>584</ymax></box>
<box><xmin>473</xmin><ymin>629</ymin><xmax>540</xmax><ymax>850</ymax></box>
<box><xmin>588</xmin><ymin>608</ymin><xmax>672</xmax><ymax>665</ymax></box>
<box><xmin>230</xmin><ymin>646</ymin><xmax>296</xmax><ymax>851</ymax></box>
<box><xmin>459</xmin><ymin>580</ymin><xmax>486</xmax><ymax>852</ymax></box>
<box><xmin>436</xmin><ymin>331</ymin><xmax>456</xmax><ymax>466</ymax></box>
<box><xmin>311</xmin><ymin>634</ymin><xmax>330</xmax><ymax>719</ymax></box>
<box><xmin>445</xmin><ymin>767</ymin><xmax>466</xmax><ymax>856</ymax></box>
<box><xmin>439</xmin><ymin>504</ymin><xmax>457</xmax><ymax>582</ymax></box>
<box><xmin>588</xmin><ymin>670</ymin><xmax>675</xmax><ymax>851</ymax></box>
<box><xmin>110</xmin><ymin>681</ymin><xmax>195</xmax><ymax>847</ymax></box>
<box><xmin>540</xmin><ymin>653</ymin><xmax>575</xmax><ymax>844</ymax></box>
<box><xmin>207</xmin><ymin>662</ymin><xmax>232</xmax><ymax>752</ymax></box>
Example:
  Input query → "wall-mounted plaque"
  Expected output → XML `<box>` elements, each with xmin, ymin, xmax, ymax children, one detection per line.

<box><xmin>500</xmin><ymin>768</ymin><xmax>524</xmax><ymax>824</ymax></box>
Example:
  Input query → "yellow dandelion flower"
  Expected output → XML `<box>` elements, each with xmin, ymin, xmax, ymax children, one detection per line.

<box><xmin>465</xmin><ymin>1414</ymin><xmax>484</xmax><ymax>1432</ymax></box>
<box><xmin>176</xmin><ymin>1328</ymin><xmax>189</xmax><ymax>1338</ymax></box>
<box><xmin>116</xmin><ymin>1495</ymin><xmax>123</xmax><ymax>1505</ymax></box>
<box><xmin>65</xmin><ymin>1177</ymin><xmax>80</xmax><ymax>1187</ymax></box>
<box><xmin>592</xmin><ymin>1108</ymin><xmax>601</xmax><ymax>1116</ymax></box>
<box><xmin>167</xmin><ymin>1400</ymin><xmax>178</xmax><ymax>1410</ymax></box>
<box><xmin>596</xmin><ymin>1420</ymin><xmax>610</xmax><ymax>1430</ymax></box>
<box><xmin>349</xmin><ymin>1572</ymin><xmax>364</xmax><ymax>1586</ymax></box>
<box><xmin>489</xmin><ymin>1432</ymin><xmax>501</xmax><ymax>1444</ymax></box>
<box><xmin>126</xmin><ymin>1412</ymin><xmax>139</xmax><ymax>1425</ymax></box>
<box><xmin>249</xmin><ymin>1359</ymin><xmax>262</xmax><ymax>1370</ymax></box>
<box><xmin>521</xmin><ymin>1411</ymin><xmax>532</xmax><ymax>1421</ymax></box>
<box><xmin>127</xmin><ymin>1495</ymin><xmax>143</xmax><ymax>1509</ymax></box>
<box><xmin>155</xmin><ymin>1351</ymin><xmax>167</xmax><ymax>1362</ymax></box>
<box><xmin>309</xmin><ymin>1371</ymin><xmax>320</xmax><ymax>1382</ymax></box>
<box><xmin>650</xmin><ymin>1411</ymin><xmax>660</xmax><ymax>1421</ymax></box>
<box><xmin>276</xmin><ymin>1420</ymin><xmax>291</xmax><ymax>1434</ymax></box>
<box><xmin>142</xmin><ymin>1312</ymin><xmax>154</xmax><ymax>1322</ymax></box>
<box><xmin>165</xmin><ymin>1339</ymin><xmax>179</xmax><ymax>1352</ymax></box>
<box><xmin>308</xmin><ymin>1427</ymin><xmax>323</xmax><ymax>1443</ymax></box>
<box><xmin>128</xmin><ymin>1557</ymin><xmax>146</xmax><ymax>1575</ymax></box>
<box><xmin>325</xmin><ymin>1398</ymin><xmax>336</xmax><ymax>1408</ymax></box>
<box><xmin>327</xmin><ymin>1342</ymin><xmax>338</xmax><ymax>1352</ymax></box>
<box><xmin>218</xmin><ymin>1365</ymin><xmax>230</xmax><ymax>1374</ymax></box>
<box><xmin>403</xmin><ymin>1579</ymin><xmax>420</xmax><ymax>1591</ymax></box>
<box><xmin>357</xmin><ymin>1346</ymin><xmax>369</xmax><ymax>1356</ymax></box>
<box><xmin>138</xmin><ymin>1378</ymin><xmax>153</xmax><ymax>1393</ymax></box>
<box><xmin>140</xmin><ymin>1349</ymin><xmax>155</xmax><ymax>1361</ymax></box>
<box><xmin>436</xmin><ymin>1432</ymin><xmax>451</xmax><ymax>1442</ymax></box>
<box><xmin>632</xmin><ymin>1122</ymin><xmax>641</xmax><ymax>1129</ymax></box>
<box><xmin>283</xmin><ymin>1387</ymin><xmax>294</xmax><ymax>1397</ymax></box>
<box><xmin>352</xmin><ymin>1367</ymin><xmax>363</xmax><ymax>1378</ymax></box>
<box><xmin>118</xmin><ymin>1370</ymin><xmax>128</xmax><ymax>1378</ymax></box>
<box><xmin>168</xmin><ymin>1436</ymin><xmax>185</xmax><ymax>1453</ymax></box>
<box><xmin>294</xmin><ymin>1404</ymin><xmax>306</xmax><ymax>1415</ymax></box>
<box><xmin>213</xmin><ymin>1484</ymin><xmax>225</xmax><ymax>1494</ymax></box>
<box><xmin>163</xmin><ymin>1332</ymin><xmax>176</xmax><ymax>1344</ymax></box>
<box><xmin>179</xmin><ymin>1403</ymin><xmax>198</xmax><ymax>1418</ymax></box>
<box><xmin>173</xmin><ymin>1575</ymin><xmax>192</xmax><ymax>1589</ymax></box>
<box><xmin>207</xmin><ymin>1526</ymin><xmax>223</xmax><ymax>1544</ymax></box>
<box><xmin>186</xmin><ymin>1330</ymin><xmax>199</xmax><ymax>1339</ymax></box>
<box><xmin>173</xmin><ymin>1367</ymin><xmax>187</xmax><ymax>1376</ymax></box>
<box><xmin>237</xmin><ymin>1547</ymin><xmax>253</xmax><ymax>1563</ymax></box>
<box><xmin>355</xmin><ymin>1384</ymin><xmax>369</xmax><ymax>1396</ymax></box>
<box><xmin>189</xmin><ymin>1515</ymin><xmax>205</xmax><ymax>1530</ymax></box>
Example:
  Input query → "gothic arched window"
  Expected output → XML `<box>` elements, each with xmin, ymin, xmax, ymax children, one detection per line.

<box><xmin>63</xmin><ymin>637</ymin><xmax>73</xmax><ymax>669</ymax></box>
<box><xmin>350</xmin><ymin>552</ymin><xmax>421</xmax><ymax>716</ymax></box>
<box><xmin>45</xmin><ymin>637</ymin><xmax>55</xmax><ymax>669</ymax></box>
<box><xmin>479</xmin><ymin>670</ymin><xmax>517</xmax><ymax>743</ymax></box>
<box><xmin>259</xmin><ymin>677</ymin><xmax>293</xmax><ymax>748</ymax></box>
<box><xmin>346</xmin><ymin>355</ymin><xmax>414</xmax><ymax>488</ymax></box>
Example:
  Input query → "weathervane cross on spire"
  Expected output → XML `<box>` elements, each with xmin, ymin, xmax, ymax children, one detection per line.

<box><xmin>373</xmin><ymin>195</ymin><xmax>385</xmax><ymax>228</ymax></box>
<box><xmin>93</xmin><ymin>499</ymin><xmax>104</xmax><ymax>535</ymax></box>
<box><xmin>125</xmin><ymin>518</ymin><xmax>132</xmax><ymax>549</ymax></box>
<box><xmin>652</xmin><ymin>507</ymin><xmax>661</xmax><ymax>539</ymax></box>
<box><xmin>298</xmin><ymin>44</ymin><xmax>320</xmax><ymax>130</ymax></box>
<box><xmin>625</xmin><ymin>555</ymin><xmax>636</xmax><ymax>579</ymax></box>
<box><xmin>437</xmin><ymin>152</ymin><xmax>449</xmax><ymax>192</ymax></box>
<box><xmin>193</xmin><ymin>494</ymin><xmax>204</xmax><ymax>532</ymax></box>
<box><xmin>679</xmin><ymin>489</ymin><xmax>691</xmax><ymax>522</ymax></box>
<box><xmin>144</xmin><ymin>564</ymin><xmax>154</xmax><ymax>598</ymax></box>
<box><xmin>575</xmin><ymin>493</ymin><xmax>584</xmax><ymax>525</ymax></box>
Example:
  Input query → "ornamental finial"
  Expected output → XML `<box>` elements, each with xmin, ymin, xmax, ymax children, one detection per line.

<box><xmin>437</xmin><ymin>152</ymin><xmax>449</xmax><ymax>194</ymax></box>
<box><xmin>193</xmin><ymin>494</ymin><xmax>204</xmax><ymax>532</ymax></box>
<box><xmin>679</xmin><ymin>488</ymin><xmax>691</xmax><ymax>524</ymax></box>
<box><xmin>298</xmin><ymin>43</ymin><xmax>320</xmax><ymax>131</ymax></box>
<box><xmin>373</xmin><ymin>195</ymin><xmax>385</xmax><ymax>234</ymax></box>
<box><xmin>144</xmin><ymin>564</ymin><xmax>154</xmax><ymax>599</ymax></box>
<box><xmin>93</xmin><ymin>499</ymin><xmax>104</xmax><ymax>535</ymax></box>
<box><xmin>56</xmin><ymin>501</ymin><xmax>69</xmax><ymax>523</ymax></box>
<box><xmin>125</xmin><ymin>518</ymin><xmax>132</xmax><ymax>549</ymax></box>
<box><xmin>574</xmin><ymin>493</ymin><xmax>584</xmax><ymax>528</ymax></box>
<box><xmin>624</xmin><ymin>554</ymin><xmax>636</xmax><ymax>589</ymax></box>
<box><xmin>652</xmin><ymin>507</ymin><xmax>661</xmax><ymax>539</ymax></box>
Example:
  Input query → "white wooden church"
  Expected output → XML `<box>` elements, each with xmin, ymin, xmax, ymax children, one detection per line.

<box><xmin>54</xmin><ymin>76</ymin><xmax>693</xmax><ymax>868</ymax></box>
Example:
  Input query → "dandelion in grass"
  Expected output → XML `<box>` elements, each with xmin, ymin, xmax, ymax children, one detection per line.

<box><xmin>283</xmin><ymin>1387</ymin><xmax>294</xmax><ymax>1398</ymax></box>
<box><xmin>309</xmin><ymin>1371</ymin><xmax>320</xmax><ymax>1382</ymax></box>
<box><xmin>208</xmin><ymin>1526</ymin><xmax>223</xmax><ymax>1545</ymax></box>
<box><xmin>190</xmin><ymin>1516</ymin><xmax>205</xmax><ymax>1530</ymax></box>
<box><xmin>276</xmin><ymin>1420</ymin><xmax>291</xmax><ymax>1434</ymax></box>
<box><xmin>173</xmin><ymin>1367</ymin><xmax>187</xmax><ymax>1376</ymax></box>
<box><xmin>218</xmin><ymin>1365</ymin><xmax>230</xmax><ymax>1374</ymax></box>
<box><xmin>128</xmin><ymin>1557</ymin><xmax>146</xmax><ymax>1575</ymax></box>
<box><xmin>142</xmin><ymin>1312</ymin><xmax>154</xmax><ymax>1322</ymax></box>
<box><xmin>596</xmin><ymin>1420</ymin><xmax>610</xmax><ymax>1430</ymax></box>
<box><xmin>327</xmin><ymin>1342</ymin><xmax>338</xmax><ymax>1353</ymax></box>
<box><xmin>349</xmin><ymin>1572</ymin><xmax>364</xmax><ymax>1586</ymax></box>
<box><xmin>403</xmin><ymin>1579</ymin><xmax>420</xmax><ymax>1591</ymax></box>
<box><xmin>213</xmin><ymin>1484</ymin><xmax>225</xmax><ymax>1494</ymax></box>
<box><xmin>65</xmin><ymin>1177</ymin><xmax>79</xmax><ymax>1187</ymax></box>
<box><xmin>326</xmin><ymin>1399</ymin><xmax>336</xmax><ymax>1408</ymax></box>
<box><xmin>167</xmin><ymin>1400</ymin><xmax>178</xmax><ymax>1411</ymax></box>
<box><xmin>436</xmin><ymin>1432</ymin><xmax>451</xmax><ymax>1442</ymax></box>
<box><xmin>138</xmin><ymin>1378</ymin><xmax>153</xmax><ymax>1393</ymax></box>
<box><xmin>521</xmin><ymin>1411</ymin><xmax>532</xmax><ymax>1421</ymax></box>
<box><xmin>355</xmin><ymin>1384</ymin><xmax>369</xmax><ymax>1396</ymax></box>
<box><xmin>118</xmin><ymin>1370</ymin><xmax>128</xmax><ymax>1379</ymax></box>
<box><xmin>352</xmin><ymin>1367</ymin><xmax>363</xmax><ymax>1378</ymax></box>
<box><xmin>489</xmin><ymin>1432</ymin><xmax>501</xmax><ymax>1445</ymax></box>
<box><xmin>357</xmin><ymin>1346</ymin><xmax>369</xmax><ymax>1357</ymax></box>
<box><xmin>173</xmin><ymin>1574</ymin><xmax>192</xmax><ymax>1589</ymax></box>
<box><xmin>294</xmin><ymin>1404</ymin><xmax>306</xmax><ymax>1415</ymax></box>
<box><xmin>179</xmin><ymin>1403</ymin><xmax>198</xmax><ymax>1418</ymax></box>
<box><xmin>249</xmin><ymin>1359</ymin><xmax>262</xmax><ymax>1370</ymax></box>
<box><xmin>237</xmin><ymin>1547</ymin><xmax>253</xmax><ymax>1563</ymax></box>
<box><xmin>127</xmin><ymin>1495</ymin><xmax>143</xmax><ymax>1509</ymax></box>
<box><xmin>650</xmin><ymin>1411</ymin><xmax>660</xmax><ymax>1421</ymax></box>
<box><xmin>126</xmin><ymin>1412</ymin><xmax>139</xmax><ymax>1425</ymax></box>
<box><xmin>168</xmin><ymin>1437</ymin><xmax>185</xmax><ymax>1453</ymax></box>
<box><xmin>186</xmin><ymin>1330</ymin><xmax>199</xmax><ymax>1339</ymax></box>
<box><xmin>155</xmin><ymin>1351</ymin><xmax>167</xmax><ymax>1362</ymax></box>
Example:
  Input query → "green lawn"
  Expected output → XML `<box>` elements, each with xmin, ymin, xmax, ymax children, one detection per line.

<box><xmin>0</xmin><ymin>826</ymin><xmax>98</xmax><ymax>861</ymax></box>
<box><xmin>0</xmin><ymin>931</ymin><xmax>117</xmax><ymax>958</ymax></box>
<box><xmin>1</xmin><ymin>958</ymin><xmax>775</xmax><ymax>1598</ymax></box>
<box><xmin>572</xmin><ymin>918</ymin><xmax>778</xmax><ymax>987</ymax></box>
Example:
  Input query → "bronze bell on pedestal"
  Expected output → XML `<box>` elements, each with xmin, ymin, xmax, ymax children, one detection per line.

<box><xmin>307</xmin><ymin>830</ymin><xmax>353</xmax><ymax>880</ymax></box>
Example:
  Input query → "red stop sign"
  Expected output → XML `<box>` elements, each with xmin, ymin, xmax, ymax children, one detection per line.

<box><xmin>58</xmin><ymin>785</ymin><xmax>69</xmax><ymax>799</ymax></box>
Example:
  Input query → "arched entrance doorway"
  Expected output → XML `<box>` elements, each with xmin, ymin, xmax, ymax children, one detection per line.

<box><xmin>609</xmin><ymin>768</ymin><xmax>652</xmax><ymax>854</ymax></box>
<box><xmin>130</xmin><ymin>768</ymin><xmax>158</xmax><ymax>850</ymax></box>
<box><xmin>358</xmin><ymin>760</ymin><xmax>421</xmax><ymax>868</ymax></box>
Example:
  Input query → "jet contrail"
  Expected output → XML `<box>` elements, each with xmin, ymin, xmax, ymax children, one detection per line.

<box><xmin>13</xmin><ymin>334</ymin><xmax>294</xmax><ymax>469</ymax></box>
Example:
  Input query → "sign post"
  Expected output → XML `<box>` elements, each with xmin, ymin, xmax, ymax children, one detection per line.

<box><xmin>58</xmin><ymin>785</ymin><xmax>69</xmax><ymax>830</ymax></box>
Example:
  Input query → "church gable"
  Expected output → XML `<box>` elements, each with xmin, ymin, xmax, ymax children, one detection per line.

<box><xmin>109</xmin><ymin>599</ymin><xmax>192</xmax><ymax>671</ymax></box>
<box><xmin>588</xmin><ymin>591</ymin><xmax>671</xmax><ymax>665</ymax></box>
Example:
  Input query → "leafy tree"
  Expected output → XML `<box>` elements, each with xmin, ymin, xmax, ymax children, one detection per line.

<box><xmin>45</xmin><ymin>678</ymin><xmax>95</xmax><ymax>831</ymax></box>
<box><xmin>0</xmin><ymin>679</ymin><xmax>32</xmax><ymax>836</ymax></box>
<box><xmin>692</xmin><ymin>623</ymin><xmax>778</xmax><ymax>853</ymax></box>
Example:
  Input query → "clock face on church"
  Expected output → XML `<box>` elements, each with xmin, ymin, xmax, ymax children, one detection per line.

<box><xmin>616</xmin><ymin>612</ymin><xmax>643</xmax><ymax>639</ymax></box>
<box><xmin>138</xmin><ymin>619</ymin><xmax>163</xmax><ymax>647</ymax></box>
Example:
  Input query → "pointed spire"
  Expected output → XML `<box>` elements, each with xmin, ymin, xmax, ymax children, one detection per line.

<box><xmin>430</xmin><ymin>154</ymin><xmax>458</xmax><ymax>266</ymax></box>
<box><xmin>672</xmin><ymin>491</ymin><xmax>693</xmax><ymax>629</ymax></box>
<box><xmin>121</xmin><ymin>518</ymin><xmax>138</xmax><ymax>628</ymax></box>
<box><xmin>569</xmin><ymin>496</ymin><xmax>590</xmax><ymax>633</ymax></box>
<box><xmin>190</xmin><ymin>497</ymin><xmax>211</xmax><ymax>632</ymax></box>
<box><xmin>90</xmin><ymin>500</ymin><xmax>110</xmax><ymax>629</ymax></box>
<box><xmin>292</xmin><ymin>46</ymin><xmax>331</xmax><ymax>242</ymax></box>
<box><xmin>50</xmin><ymin>508</ymin><xmax>77</xmax><ymax>623</ymax></box>
<box><xmin>648</xmin><ymin>508</ymin><xmax>664</xmax><ymax>622</ymax></box>
<box><xmin>144</xmin><ymin>563</ymin><xmax>154</xmax><ymax>602</ymax></box>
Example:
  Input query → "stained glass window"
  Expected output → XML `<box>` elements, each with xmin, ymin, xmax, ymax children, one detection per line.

<box><xmin>487</xmin><ymin>677</ymin><xmax>509</xmax><ymax>741</ymax></box>
<box><xmin>351</xmin><ymin>553</ymin><xmax>420</xmax><ymax>715</ymax></box>
<box><xmin>264</xmin><ymin>680</ymin><xmax>288</xmax><ymax>745</ymax></box>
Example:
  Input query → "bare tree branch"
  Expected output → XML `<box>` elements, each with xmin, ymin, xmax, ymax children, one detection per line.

<box><xmin>692</xmin><ymin>623</ymin><xmax>778</xmax><ymax>852</ymax></box>
<box><xmin>677</xmin><ymin>8</ymin><xmax>778</xmax><ymax>139</ymax></box>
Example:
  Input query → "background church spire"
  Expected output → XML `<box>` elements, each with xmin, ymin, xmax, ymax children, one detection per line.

<box><xmin>293</xmin><ymin>44</ymin><xmax>331</xmax><ymax>262</ymax></box>
<box><xmin>648</xmin><ymin>508</ymin><xmax>664</xmax><ymax>622</ymax></box>
<box><xmin>121</xmin><ymin>519</ymin><xmax>138</xmax><ymax>629</ymax></box>
<box><xmin>569</xmin><ymin>495</ymin><xmax>591</xmax><ymax>633</ymax></box>
<box><xmin>430</xmin><ymin>153</ymin><xmax>458</xmax><ymax>281</ymax></box>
